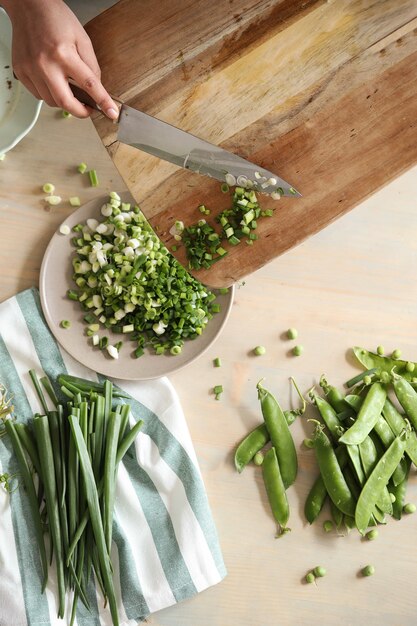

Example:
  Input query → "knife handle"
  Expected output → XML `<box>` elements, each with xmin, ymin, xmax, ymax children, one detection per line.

<box><xmin>69</xmin><ymin>81</ymin><xmax>121</xmax><ymax>117</ymax></box>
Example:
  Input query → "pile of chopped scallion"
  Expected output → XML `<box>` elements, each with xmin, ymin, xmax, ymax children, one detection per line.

<box><xmin>181</xmin><ymin>186</ymin><xmax>274</xmax><ymax>270</ymax></box>
<box><xmin>68</xmin><ymin>193</ymin><xmax>221</xmax><ymax>358</ymax></box>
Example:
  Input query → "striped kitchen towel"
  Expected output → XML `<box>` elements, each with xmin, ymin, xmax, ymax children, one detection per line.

<box><xmin>0</xmin><ymin>288</ymin><xmax>226</xmax><ymax>626</ymax></box>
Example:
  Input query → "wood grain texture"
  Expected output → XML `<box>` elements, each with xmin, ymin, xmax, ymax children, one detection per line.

<box><xmin>86</xmin><ymin>0</ymin><xmax>417</xmax><ymax>287</ymax></box>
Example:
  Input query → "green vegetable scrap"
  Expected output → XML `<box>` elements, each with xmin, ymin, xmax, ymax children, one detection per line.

<box><xmin>68</xmin><ymin>193</ymin><xmax>220</xmax><ymax>357</ymax></box>
<box><xmin>292</xmin><ymin>345</ymin><xmax>303</xmax><ymax>357</ymax></box>
<box><xmin>254</xmin><ymin>345</ymin><xmax>266</xmax><ymax>356</ymax></box>
<box><xmin>214</xmin><ymin>385</ymin><xmax>223</xmax><ymax>400</ymax></box>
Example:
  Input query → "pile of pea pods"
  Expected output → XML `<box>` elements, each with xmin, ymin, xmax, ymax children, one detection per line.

<box><xmin>306</xmin><ymin>346</ymin><xmax>417</xmax><ymax>533</ymax></box>
<box><xmin>234</xmin><ymin>346</ymin><xmax>417</xmax><ymax>537</ymax></box>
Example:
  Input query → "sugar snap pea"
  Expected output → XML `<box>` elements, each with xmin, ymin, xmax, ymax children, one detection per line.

<box><xmin>313</xmin><ymin>426</ymin><xmax>355</xmax><ymax>516</ymax></box>
<box><xmin>339</xmin><ymin>383</ymin><xmax>386</xmax><ymax>446</ymax></box>
<box><xmin>330</xmin><ymin>500</ymin><xmax>344</xmax><ymax>529</ymax></box>
<box><xmin>304</xmin><ymin>474</ymin><xmax>327</xmax><ymax>524</ymax></box>
<box><xmin>310</xmin><ymin>392</ymin><xmax>344</xmax><ymax>442</ymax></box>
<box><xmin>262</xmin><ymin>447</ymin><xmax>290</xmax><ymax>536</ymax></box>
<box><xmin>234</xmin><ymin>424</ymin><xmax>269</xmax><ymax>473</ymax></box>
<box><xmin>257</xmin><ymin>382</ymin><xmax>297</xmax><ymax>488</ymax></box>
<box><xmin>319</xmin><ymin>376</ymin><xmax>349</xmax><ymax>413</ymax></box>
<box><xmin>390</xmin><ymin>457</ymin><xmax>411</xmax><ymax>520</ymax></box>
<box><xmin>346</xmin><ymin>394</ymin><xmax>407</xmax><ymax>486</ymax></box>
<box><xmin>355</xmin><ymin>431</ymin><xmax>408</xmax><ymax>534</ymax></box>
<box><xmin>382</xmin><ymin>398</ymin><xmax>417</xmax><ymax>466</ymax></box>
<box><xmin>358</xmin><ymin>434</ymin><xmax>393</xmax><ymax>515</ymax></box>
<box><xmin>393</xmin><ymin>374</ymin><xmax>417</xmax><ymax>431</ymax></box>
<box><xmin>353</xmin><ymin>347</ymin><xmax>416</xmax><ymax>381</ymax></box>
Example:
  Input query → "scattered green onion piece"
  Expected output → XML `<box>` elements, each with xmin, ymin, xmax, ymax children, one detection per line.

<box><xmin>42</xmin><ymin>182</ymin><xmax>55</xmax><ymax>194</ymax></box>
<box><xmin>214</xmin><ymin>385</ymin><xmax>223</xmax><ymax>400</ymax></box>
<box><xmin>287</xmin><ymin>327</ymin><xmax>298</xmax><ymax>340</ymax></box>
<box><xmin>305</xmin><ymin>572</ymin><xmax>315</xmax><ymax>584</ymax></box>
<box><xmin>170</xmin><ymin>345</ymin><xmax>182</xmax><ymax>355</ymax></box>
<box><xmin>213</xmin><ymin>357</ymin><xmax>222</xmax><ymax>367</ymax></box>
<box><xmin>221</xmin><ymin>183</ymin><xmax>229</xmax><ymax>193</ymax></box>
<box><xmin>77</xmin><ymin>162</ymin><xmax>87</xmax><ymax>174</ymax></box>
<box><xmin>88</xmin><ymin>169</ymin><xmax>99</xmax><ymax>187</ymax></box>
<box><xmin>60</xmin><ymin>320</ymin><xmax>71</xmax><ymax>329</ymax></box>
<box><xmin>254</xmin><ymin>345</ymin><xmax>266</xmax><ymax>356</ymax></box>
<box><xmin>62</xmin><ymin>110</ymin><xmax>72</xmax><ymax>118</ymax></box>
<box><xmin>45</xmin><ymin>195</ymin><xmax>62</xmax><ymax>205</ymax></box>
<box><xmin>69</xmin><ymin>196</ymin><xmax>81</xmax><ymax>207</ymax></box>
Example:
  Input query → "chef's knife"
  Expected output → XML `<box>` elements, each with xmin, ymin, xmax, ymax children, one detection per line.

<box><xmin>70</xmin><ymin>84</ymin><xmax>301</xmax><ymax>198</ymax></box>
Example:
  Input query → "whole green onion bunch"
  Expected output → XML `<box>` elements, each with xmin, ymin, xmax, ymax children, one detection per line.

<box><xmin>69</xmin><ymin>193</ymin><xmax>220</xmax><ymax>357</ymax></box>
<box><xmin>6</xmin><ymin>371</ymin><xmax>143</xmax><ymax>626</ymax></box>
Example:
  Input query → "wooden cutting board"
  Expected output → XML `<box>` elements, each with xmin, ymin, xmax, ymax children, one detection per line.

<box><xmin>85</xmin><ymin>0</ymin><xmax>417</xmax><ymax>288</ymax></box>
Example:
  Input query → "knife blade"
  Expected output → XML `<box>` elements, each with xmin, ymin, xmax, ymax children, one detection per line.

<box><xmin>70</xmin><ymin>84</ymin><xmax>301</xmax><ymax>198</ymax></box>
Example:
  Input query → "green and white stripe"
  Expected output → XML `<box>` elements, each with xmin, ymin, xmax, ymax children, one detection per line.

<box><xmin>0</xmin><ymin>288</ymin><xmax>226</xmax><ymax>626</ymax></box>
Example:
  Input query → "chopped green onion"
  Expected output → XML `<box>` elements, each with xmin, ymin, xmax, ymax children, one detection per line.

<box><xmin>60</xmin><ymin>320</ymin><xmax>71</xmax><ymax>329</ymax></box>
<box><xmin>170</xmin><ymin>345</ymin><xmax>182</xmax><ymax>355</ymax></box>
<box><xmin>254</xmin><ymin>345</ymin><xmax>266</xmax><ymax>356</ymax></box>
<box><xmin>42</xmin><ymin>182</ymin><xmax>55</xmax><ymax>194</ymax></box>
<box><xmin>59</xmin><ymin>224</ymin><xmax>71</xmax><ymax>236</ymax></box>
<box><xmin>213</xmin><ymin>357</ymin><xmax>222</xmax><ymax>367</ymax></box>
<box><xmin>88</xmin><ymin>170</ymin><xmax>99</xmax><ymax>187</ymax></box>
<box><xmin>69</xmin><ymin>196</ymin><xmax>81</xmax><ymax>207</ymax></box>
<box><xmin>62</xmin><ymin>110</ymin><xmax>72</xmax><ymax>118</ymax></box>
<box><xmin>221</xmin><ymin>183</ymin><xmax>229</xmax><ymax>193</ymax></box>
<box><xmin>77</xmin><ymin>162</ymin><xmax>87</xmax><ymax>174</ymax></box>
<box><xmin>213</xmin><ymin>385</ymin><xmax>223</xmax><ymax>400</ymax></box>
<box><xmin>45</xmin><ymin>195</ymin><xmax>62</xmax><ymax>205</ymax></box>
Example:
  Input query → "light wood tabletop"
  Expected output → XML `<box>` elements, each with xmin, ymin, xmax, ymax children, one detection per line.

<box><xmin>1</xmin><ymin>106</ymin><xmax>417</xmax><ymax>626</ymax></box>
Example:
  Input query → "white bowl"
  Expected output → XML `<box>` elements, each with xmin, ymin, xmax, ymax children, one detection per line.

<box><xmin>0</xmin><ymin>8</ymin><xmax>42</xmax><ymax>154</ymax></box>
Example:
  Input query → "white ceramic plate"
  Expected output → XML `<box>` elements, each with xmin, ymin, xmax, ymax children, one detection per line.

<box><xmin>0</xmin><ymin>8</ymin><xmax>42</xmax><ymax>154</ymax></box>
<box><xmin>40</xmin><ymin>194</ymin><xmax>234</xmax><ymax>380</ymax></box>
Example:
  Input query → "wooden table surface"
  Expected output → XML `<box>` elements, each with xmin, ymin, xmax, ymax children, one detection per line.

<box><xmin>1</xmin><ymin>107</ymin><xmax>417</xmax><ymax>626</ymax></box>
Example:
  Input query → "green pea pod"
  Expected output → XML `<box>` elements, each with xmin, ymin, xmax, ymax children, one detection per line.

<box><xmin>234</xmin><ymin>424</ymin><xmax>269</xmax><ymax>473</ymax></box>
<box><xmin>257</xmin><ymin>382</ymin><xmax>297</xmax><ymax>488</ymax></box>
<box><xmin>358</xmin><ymin>435</ymin><xmax>393</xmax><ymax>515</ymax></box>
<box><xmin>313</xmin><ymin>426</ymin><xmax>355</xmax><ymax>517</ymax></box>
<box><xmin>339</xmin><ymin>383</ymin><xmax>387</xmax><ymax>446</ymax></box>
<box><xmin>355</xmin><ymin>431</ymin><xmax>408</xmax><ymax>534</ymax></box>
<box><xmin>353</xmin><ymin>347</ymin><xmax>416</xmax><ymax>381</ymax></box>
<box><xmin>311</xmin><ymin>393</ymin><xmax>344</xmax><ymax>443</ymax></box>
<box><xmin>330</xmin><ymin>500</ymin><xmax>344</xmax><ymax>529</ymax></box>
<box><xmin>390</xmin><ymin>457</ymin><xmax>411</xmax><ymax>520</ymax></box>
<box><xmin>234</xmin><ymin>406</ymin><xmax>298</xmax><ymax>473</ymax></box>
<box><xmin>393</xmin><ymin>375</ymin><xmax>417</xmax><ymax>431</ymax></box>
<box><xmin>304</xmin><ymin>475</ymin><xmax>327</xmax><ymax>524</ymax></box>
<box><xmin>382</xmin><ymin>398</ymin><xmax>417</xmax><ymax>466</ymax></box>
<box><xmin>344</xmin><ymin>394</ymin><xmax>363</xmax><ymax>412</ymax></box>
<box><xmin>346</xmin><ymin>394</ymin><xmax>407</xmax><ymax>487</ymax></box>
<box><xmin>262</xmin><ymin>447</ymin><xmax>290</xmax><ymax>536</ymax></box>
<box><xmin>319</xmin><ymin>376</ymin><xmax>349</xmax><ymax>413</ymax></box>
<box><xmin>346</xmin><ymin>444</ymin><xmax>366</xmax><ymax>485</ymax></box>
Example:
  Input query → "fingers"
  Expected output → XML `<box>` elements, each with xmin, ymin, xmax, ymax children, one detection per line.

<box><xmin>68</xmin><ymin>57</ymin><xmax>119</xmax><ymax>120</ymax></box>
<box><xmin>44</xmin><ymin>70</ymin><xmax>92</xmax><ymax>118</ymax></box>
<box><xmin>76</xmin><ymin>35</ymin><xmax>101</xmax><ymax>78</ymax></box>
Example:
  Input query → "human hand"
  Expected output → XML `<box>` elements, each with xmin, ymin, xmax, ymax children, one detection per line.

<box><xmin>3</xmin><ymin>0</ymin><xmax>118</xmax><ymax>119</ymax></box>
